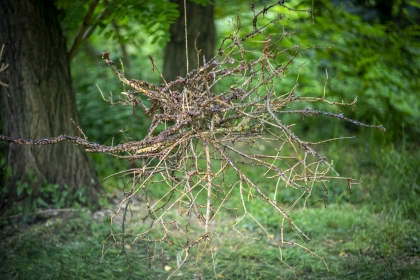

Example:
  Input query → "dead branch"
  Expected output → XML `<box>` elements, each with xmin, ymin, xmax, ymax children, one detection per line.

<box><xmin>0</xmin><ymin>2</ymin><xmax>385</xmax><ymax>278</ymax></box>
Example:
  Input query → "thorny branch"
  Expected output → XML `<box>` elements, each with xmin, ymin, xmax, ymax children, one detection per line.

<box><xmin>0</xmin><ymin>3</ymin><xmax>385</xmax><ymax>278</ymax></box>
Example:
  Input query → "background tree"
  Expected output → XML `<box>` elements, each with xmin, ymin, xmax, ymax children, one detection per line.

<box><xmin>0</xmin><ymin>0</ymin><xmax>180</xmax><ymax>215</ymax></box>
<box><xmin>0</xmin><ymin>0</ymin><xmax>100</xmax><ymax>214</ymax></box>
<box><xmin>163</xmin><ymin>0</ymin><xmax>216</xmax><ymax>82</ymax></box>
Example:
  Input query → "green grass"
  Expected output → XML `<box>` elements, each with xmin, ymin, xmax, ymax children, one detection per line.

<box><xmin>1</xmin><ymin>141</ymin><xmax>419</xmax><ymax>279</ymax></box>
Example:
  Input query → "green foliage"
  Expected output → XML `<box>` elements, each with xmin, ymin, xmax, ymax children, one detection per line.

<box><xmin>215</xmin><ymin>0</ymin><xmax>420</xmax><ymax>142</ymax></box>
<box><xmin>4</xmin><ymin>169</ymin><xmax>93</xmax><ymax>221</ymax></box>
<box><xmin>290</xmin><ymin>0</ymin><xmax>420</xmax><ymax>141</ymax></box>
<box><xmin>71</xmin><ymin>40</ymin><xmax>161</xmax><ymax>148</ymax></box>
<box><xmin>57</xmin><ymin>0</ymin><xmax>180</xmax><ymax>47</ymax></box>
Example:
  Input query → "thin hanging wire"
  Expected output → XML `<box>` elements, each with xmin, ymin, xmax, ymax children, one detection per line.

<box><xmin>184</xmin><ymin>0</ymin><xmax>189</xmax><ymax>74</ymax></box>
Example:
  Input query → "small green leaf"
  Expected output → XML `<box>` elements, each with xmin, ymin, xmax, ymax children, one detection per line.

<box><xmin>16</xmin><ymin>182</ymin><xmax>28</xmax><ymax>197</ymax></box>
<box><xmin>36</xmin><ymin>197</ymin><xmax>49</xmax><ymax>208</ymax></box>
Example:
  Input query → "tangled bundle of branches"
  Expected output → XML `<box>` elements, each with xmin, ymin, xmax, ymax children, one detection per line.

<box><xmin>1</xmin><ymin>3</ymin><xmax>385</xmax><ymax>277</ymax></box>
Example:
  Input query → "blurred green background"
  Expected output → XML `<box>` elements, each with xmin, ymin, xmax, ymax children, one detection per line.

<box><xmin>71</xmin><ymin>0</ymin><xmax>420</xmax><ymax>146</ymax></box>
<box><xmin>1</xmin><ymin>0</ymin><xmax>419</xmax><ymax>279</ymax></box>
<box><xmin>68</xmin><ymin>0</ymin><xmax>419</xmax><ymax>183</ymax></box>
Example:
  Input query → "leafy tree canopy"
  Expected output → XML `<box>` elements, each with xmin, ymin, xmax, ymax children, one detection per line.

<box><xmin>215</xmin><ymin>0</ymin><xmax>420</xmax><ymax>141</ymax></box>
<box><xmin>56</xmin><ymin>0</ymin><xmax>179</xmax><ymax>52</ymax></box>
<box><xmin>61</xmin><ymin>0</ymin><xmax>419</xmax><ymax>147</ymax></box>
<box><xmin>302</xmin><ymin>0</ymin><xmax>420</xmax><ymax>141</ymax></box>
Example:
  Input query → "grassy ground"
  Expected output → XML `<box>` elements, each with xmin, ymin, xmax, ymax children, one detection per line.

<box><xmin>1</xmin><ymin>139</ymin><xmax>419</xmax><ymax>279</ymax></box>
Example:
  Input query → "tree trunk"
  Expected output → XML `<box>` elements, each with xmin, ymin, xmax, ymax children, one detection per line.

<box><xmin>0</xmin><ymin>0</ymin><xmax>100</xmax><ymax>214</ymax></box>
<box><xmin>163</xmin><ymin>0</ymin><xmax>216</xmax><ymax>83</ymax></box>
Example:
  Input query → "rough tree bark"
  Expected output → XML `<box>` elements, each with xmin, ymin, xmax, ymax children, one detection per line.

<box><xmin>163</xmin><ymin>0</ymin><xmax>216</xmax><ymax>83</ymax></box>
<box><xmin>0</xmin><ymin>0</ymin><xmax>100</xmax><ymax>214</ymax></box>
